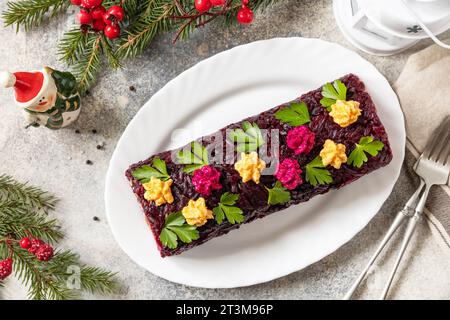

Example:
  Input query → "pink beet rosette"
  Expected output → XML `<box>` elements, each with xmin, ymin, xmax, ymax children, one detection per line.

<box><xmin>286</xmin><ymin>125</ymin><xmax>315</xmax><ymax>155</ymax></box>
<box><xmin>275</xmin><ymin>158</ymin><xmax>303</xmax><ymax>190</ymax></box>
<box><xmin>192</xmin><ymin>165</ymin><xmax>222</xmax><ymax>196</ymax></box>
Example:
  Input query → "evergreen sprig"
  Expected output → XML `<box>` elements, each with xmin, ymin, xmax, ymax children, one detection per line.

<box><xmin>0</xmin><ymin>174</ymin><xmax>117</xmax><ymax>300</ymax></box>
<box><xmin>2</xmin><ymin>0</ymin><xmax>280</xmax><ymax>91</ymax></box>
<box><xmin>0</xmin><ymin>174</ymin><xmax>58</xmax><ymax>213</ymax></box>
<box><xmin>2</xmin><ymin>0</ymin><xmax>70</xmax><ymax>31</ymax></box>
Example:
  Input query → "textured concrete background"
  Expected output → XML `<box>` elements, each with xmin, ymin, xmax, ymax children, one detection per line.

<box><xmin>1</xmin><ymin>0</ymin><xmax>449</xmax><ymax>299</ymax></box>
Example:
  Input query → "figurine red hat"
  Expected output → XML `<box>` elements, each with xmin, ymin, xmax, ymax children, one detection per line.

<box><xmin>1</xmin><ymin>66</ymin><xmax>81</xmax><ymax>130</ymax></box>
<box><xmin>0</xmin><ymin>70</ymin><xmax>48</xmax><ymax>107</ymax></box>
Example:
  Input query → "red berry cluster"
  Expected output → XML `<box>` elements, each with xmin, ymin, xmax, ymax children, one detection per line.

<box><xmin>0</xmin><ymin>258</ymin><xmax>13</xmax><ymax>280</ymax></box>
<box><xmin>195</xmin><ymin>0</ymin><xmax>254</xmax><ymax>24</ymax></box>
<box><xmin>21</xmin><ymin>237</ymin><xmax>54</xmax><ymax>261</ymax></box>
<box><xmin>0</xmin><ymin>236</ymin><xmax>54</xmax><ymax>281</ymax></box>
<box><xmin>71</xmin><ymin>0</ymin><xmax>124</xmax><ymax>39</ymax></box>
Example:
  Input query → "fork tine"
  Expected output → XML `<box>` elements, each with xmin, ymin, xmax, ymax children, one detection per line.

<box><xmin>443</xmin><ymin>142</ymin><xmax>450</xmax><ymax>166</ymax></box>
<box><xmin>422</xmin><ymin>116</ymin><xmax>450</xmax><ymax>159</ymax></box>
<box><xmin>431</xmin><ymin>127</ymin><xmax>450</xmax><ymax>163</ymax></box>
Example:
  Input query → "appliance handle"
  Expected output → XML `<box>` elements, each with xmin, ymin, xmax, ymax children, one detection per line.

<box><xmin>401</xmin><ymin>0</ymin><xmax>450</xmax><ymax>49</ymax></box>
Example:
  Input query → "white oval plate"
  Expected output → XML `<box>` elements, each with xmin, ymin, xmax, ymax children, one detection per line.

<box><xmin>105</xmin><ymin>38</ymin><xmax>405</xmax><ymax>289</ymax></box>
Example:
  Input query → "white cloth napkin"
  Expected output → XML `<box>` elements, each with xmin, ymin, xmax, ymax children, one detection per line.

<box><xmin>394</xmin><ymin>40</ymin><xmax>450</xmax><ymax>248</ymax></box>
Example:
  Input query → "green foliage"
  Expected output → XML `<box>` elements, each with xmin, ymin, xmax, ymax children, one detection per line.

<box><xmin>160</xmin><ymin>211</ymin><xmax>199</xmax><ymax>249</ymax></box>
<box><xmin>266</xmin><ymin>181</ymin><xmax>290</xmax><ymax>205</ymax></box>
<box><xmin>71</xmin><ymin>33</ymin><xmax>103</xmax><ymax>94</ymax></box>
<box><xmin>228</xmin><ymin>121</ymin><xmax>265</xmax><ymax>152</ymax></box>
<box><xmin>2</xmin><ymin>0</ymin><xmax>69</xmax><ymax>31</ymax></box>
<box><xmin>2</xmin><ymin>0</ymin><xmax>280</xmax><ymax>91</ymax></box>
<box><xmin>0</xmin><ymin>174</ymin><xmax>117</xmax><ymax>300</ymax></box>
<box><xmin>213</xmin><ymin>192</ymin><xmax>244</xmax><ymax>224</ymax></box>
<box><xmin>320</xmin><ymin>80</ymin><xmax>347</xmax><ymax>110</ymax></box>
<box><xmin>275</xmin><ymin>102</ymin><xmax>310</xmax><ymax>126</ymax></box>
<box><xmin>177</xmin><ymin>141</ymin><xmax>209</xmax><ymax>174</ymax></box>
<box><xmin>132</xmin><ymin>158</ymin><xmax>170</xmax><ymax>183</ymax></box>
<box><xmin>348</xmin><ymin>136</ymin><xmax>384</xmax><ymax>168</ymax></box>
<box><xmin>305</xmin><ymin>156</ymin><xmax>333</xmax><ymax>186</ymax></box>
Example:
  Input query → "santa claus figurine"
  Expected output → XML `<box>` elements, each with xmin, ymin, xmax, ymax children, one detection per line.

<box><xmin>0</xmin><ymin>67</ymin><xmax>81</xmax><ymax>130</ymax></box>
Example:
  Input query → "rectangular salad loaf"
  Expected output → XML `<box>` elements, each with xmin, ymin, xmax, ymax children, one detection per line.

<box><xmin>126</xmin><ymin>74</ymin><xmax>393</xmax><ymax>257</ymax></box>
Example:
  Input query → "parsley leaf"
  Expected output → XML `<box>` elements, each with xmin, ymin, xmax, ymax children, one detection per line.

<box><xmin>275</xmin><ymin>102</ymin><xmax>311</xmax><ymax>126</ymax></box>
<box><xmin>320</xmin><ymin>80</ymin><xmax>347</xmax><ymax>111</ymax></box>
<box><xmin>266</xmin><ymin>181</ymin><xmax>291</xmax><ymax>205</ymax></box>
<box><xmin>159</xmin><ymin>211</ymin><xmax>200</xmax><ymax>249</ymax></box>
<box><xmin>132</xmin><ymin>157</ymin><xmax>170</xmax><ymax>183</ymax></box>
<box><xmin>213</xmin><ymin>192</ymin><xmax>244</xmax><ymax>225</ymax></box>
<box><xmin>176</xmin><ymin>141</ymin><xmax>209</xmax><ymax>174</ymax></box>
<box><xmin>228</xmin><ymin>121</ymin><xmax>265</xmax><ymax>152</ymax></box>
<box><xmin>348</xmin><ymin>136</ymin><xmax>385</xmax><ymax>168</ymax></box>
<box><xmin>305</xmin><ymin>156</ymin><xmax>333</xmax><ymax>186</ymax></box>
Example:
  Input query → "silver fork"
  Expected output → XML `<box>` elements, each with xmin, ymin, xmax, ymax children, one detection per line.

<box><xmin>344</xmin><ymin>115</ymin><xmax>450</xmax><ymax>300</ymax></box>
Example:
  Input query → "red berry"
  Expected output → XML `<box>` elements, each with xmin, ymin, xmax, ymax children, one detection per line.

<box><xmin>71</xmin><ymin>0</ymin><xmax>82</xmax><ymax>5</ymax></box>
<box><xmin>211</xmin><ymin>0</ymin><xmax>225</xmax><ymax>6</ymax></box>
<box><xmin>90</xmin><ymin>5</ymin><xmax>106</xmax><ymax>20</ymax></box>
<box><xmin>242</xmin><ymin>0</ymin><xmax>249</xmax><ymax>4</ymax></box>
<box><xmin>35</xmin><ymin>244</ymin><xmax>54</xmax><ymax>262</ymax></box>
<box><xmin>104</xmin><ymin>24</ymin><xmax>121</xmax><ymax>39</ymax></box>
<box><xmin>107</xmin><ymin>5</ymin><xmax>125</xmax><ymax>22</ymax></box>
<box><xmin>0</xmin><ymin>258</ymin><xmax>13</xmax><ymax>280</ymax></box>
<box><xmin>92</xmin><ymin>19</ymin><xmax>106</xmax><ymax>31</ymax></box>
<box><xmin>237</xmin><ymin>6</ymin><xmax>253</xmax><ymax>24</ymax></box>
<box><xmin>28</xmin><ymin>239</ymin><xmax>44</xmax><ymax>254</ymax></box>
<box><xmin>78</xmin><ymin>9</ymin><xmax>93</xmax><ymax>25</ymax></box>
<box><xmin>195</xmin><ymin>0</ymin><xmax>212</xmax><ymax>13</ymax></box>
<box><xmin>81</xmin><ymin>0</ymin><xmax>103</xmax><ymax>9</ymax></box>
<box><xmin>19</xmin><ymin>237</ymin><xmax>31</xmax><ymax>249</ymax></box>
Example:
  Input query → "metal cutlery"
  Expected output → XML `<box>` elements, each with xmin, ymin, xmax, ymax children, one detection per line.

<box><xmin>344</xmin><ymin>115</ymin><xmax>450</xmax><ymax>300</ymax></box>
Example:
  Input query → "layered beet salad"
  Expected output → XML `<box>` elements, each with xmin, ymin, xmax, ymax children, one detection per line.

<box><xmin>126</xmin><ymin>74</ymin><xmax>393</xmax><ymax>257</ymax></box>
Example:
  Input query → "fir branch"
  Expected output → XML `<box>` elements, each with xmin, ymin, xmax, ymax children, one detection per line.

<box><xmin>73</xmin><ymin>33</ymin><xmax>103</xmax><ymax>93</ymax></box>
<box><xmin>79</xmin><ymin>266</ymin><xmax>118</xmax><ymax>294</ymax></box>
<box><xmin>58</xmin><ymin>28</ymin><xmax>89</xmax><ymax>64</ymax></box>
<box><xmin>0</xmin><ymin>204</ymin><xmax>63</xmax><ymax>244</ymax></box>
<box><xmin>101</xmin><ymin>36</ymin><xmax>121</xmax><ymax>69</ymax></box>
<box><xmin>116</xmin><ymin>0</ymin><xmax>177</xmax><ymax>59</ymax></box>
<box><xmin>0</xmin><ymin>174</ymin><xmax>57</xmax><ymax>213</ymax></box>
<box><xmin>2</xmin><ymin>0</ymin><xmax>70</xmax><ymax>32</ymax></box>
<box><xmin>0</xmin><ymin>176</ymin><xmax>118</xmax><ymax>300</ymax></box>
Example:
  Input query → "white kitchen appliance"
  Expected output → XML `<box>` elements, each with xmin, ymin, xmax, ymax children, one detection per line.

<box><xmin>333</xmin><ymin>0</ymin><xmax>450</xmax><ymax>55</ymax></box>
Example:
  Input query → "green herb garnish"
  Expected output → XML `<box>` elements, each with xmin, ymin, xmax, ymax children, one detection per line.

<box><xmin>159</xmin><ymin>211</ymin><xmax>200</xmax><ymax>249</ymax></box>
<box><xmin>348</xmin><ymin>136</ymin><xmax>384</xmax><ymax>168</ymax></box>
<box><xmin>132</xmin><ymin>157</ymin><xmax>170</xmax><ymax>183</ymax></box>
<box><xmin>266</xmin><ymin>181</ymin><xmax>291</xmax><ymax>205</ymax></box>
<box><xmin>320</xmin><ymin>80</ymin><xmax>347</xmax><ymax>111</ymax></box>
<box><xmin>228</xmin><ymin>121</ymin><xmax>265</xmax><ymax>152</ymax></box>
<box><xmin>176</xmin><ymin>141</ymin><xmax>209</xmax><ymax>174</ymax></box>
<box><xmin>275</xmin><ymin>101</ymin><xmax>310</xmax><ymax>126</ymax></box>
<box><xmin>305</xmin><ymin>156</ymin><xmax>333</xmax><ymax>186</ymax></box>
<box><xmin>213</xmin><ymin>192</ymin><xmax>244</xmax><ymax>225</ymax></box>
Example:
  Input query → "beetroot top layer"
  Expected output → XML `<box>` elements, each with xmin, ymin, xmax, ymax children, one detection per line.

<box><xmin>125</xmin><ymin>74</ymin><xmax>392</xmax><ymax>257</ymax></box>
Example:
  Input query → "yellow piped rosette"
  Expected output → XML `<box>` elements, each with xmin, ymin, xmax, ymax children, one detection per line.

<box><xmin>234</xmin><ymin>152</ymin><xmax>266</xmax><ymax>184</ymax></box>
<box><xmin>329</xmin><ymin>100</ymin><xmax>361</xmax><ymax>128</ymax></box>
<box><xmin>143</xmin><ymin>177</ymin><xmax>174</xmax><ymax>206</ymax></box>
<box><xmin>182</xmin><ymin>197</ymin><xmax>214</xmax><ymax>227</ymax></box>
<box><xmin>320</xmin><ymin>139</ymin><xmax>347</xmax><ymax>169</ymax></box>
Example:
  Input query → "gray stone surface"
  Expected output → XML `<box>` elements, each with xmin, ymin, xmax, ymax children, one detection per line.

<box><xmin>1</xmin><ymin>0</ymin><xmax>449</xmax><ymax>299</ymax></box>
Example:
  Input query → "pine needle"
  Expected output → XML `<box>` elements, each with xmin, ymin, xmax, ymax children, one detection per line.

<box><xmin>2</xmin><ymin>0</ymin><xmax>69</xmax><ymax>32</ymax></box>
<box><xmin>58</xmin><ymin>28</ymin><xmax>89</xmax><ymax>64</ymax></box>
<box><xmin>73</xmin><ymin>33</ymin><xmax>103</xmax><ymax>94</ymax></box>
<box><xmin>0</xmin><ymin>175</ymin><xmax>118</xmax><ymax>300</ymax></box>
<box><xmin>0</xmin><ymin>174</ymin><xmax>57</xmax><ymax>213</ymax></box>
<box><xmin>116</xmin><ymin>0</ymin><xmax>177</xmax><ymax>59</ymax></box>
